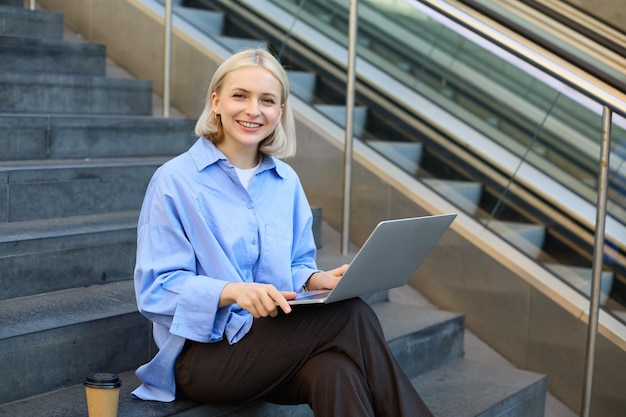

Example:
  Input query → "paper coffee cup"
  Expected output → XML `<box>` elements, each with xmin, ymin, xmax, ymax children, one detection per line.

<box><xmin>84</xmin><ymin>373</ymin><xmax>122</xmax><ymax>417</ymax></box>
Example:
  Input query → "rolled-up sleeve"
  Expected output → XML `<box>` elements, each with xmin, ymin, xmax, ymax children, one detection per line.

<box><xmin>135</xmin><ymin>219</ymin><xmax>232</xmax><ymax>344</ymax></box>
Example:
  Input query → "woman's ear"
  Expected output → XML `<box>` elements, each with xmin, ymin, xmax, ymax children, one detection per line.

<box><xmin>211</xmin><ymin>91</ymin><xmax>220</xmax><ymax>114</ymax></box>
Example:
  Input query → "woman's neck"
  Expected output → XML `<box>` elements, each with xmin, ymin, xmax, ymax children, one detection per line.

<box><xmin>217</xmin><ymin>142</ymin><xmax>260</xmax><ymax>169</ymax></box>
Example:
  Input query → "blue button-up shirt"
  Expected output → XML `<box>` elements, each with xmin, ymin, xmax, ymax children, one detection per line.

<box><xmin>131</xmin><ymin>138</ymin><xmax>318</xmax><ymax>401</ymax></box>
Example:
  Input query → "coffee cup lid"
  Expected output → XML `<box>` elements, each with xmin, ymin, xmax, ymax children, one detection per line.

<box><xmin>84</xmin><ymin>373</ymin><xmax>121</xmax><ymax>389</ymax></box>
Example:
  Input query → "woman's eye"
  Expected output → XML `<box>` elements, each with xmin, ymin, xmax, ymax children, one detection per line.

<box><xmin>233</xmin><ymin>93</ymin><xmax>245</xmax><ymax>99</ymax></box>
<box><xmin>262</xmin><ymin>98</ymin><xmax>276</xmax><ymax>104</ymax></box>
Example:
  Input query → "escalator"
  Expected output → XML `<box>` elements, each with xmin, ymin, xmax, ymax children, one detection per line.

<box><xmin>176</xmin><ymin>0</ymin><xmax>626</xmax><ymax>324</ymax></box>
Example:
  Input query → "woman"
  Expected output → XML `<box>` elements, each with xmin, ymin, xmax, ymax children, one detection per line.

<box><xmin>132</xmin><ymin>48</ymin><xmax>433</xmax><ymax>416</ymax></box>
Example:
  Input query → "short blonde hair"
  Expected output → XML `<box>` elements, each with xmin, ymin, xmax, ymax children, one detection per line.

<box><xmin>194</xmin><ymin>48</ymin><xmax>297</xmax><ymax>158</ymax></box>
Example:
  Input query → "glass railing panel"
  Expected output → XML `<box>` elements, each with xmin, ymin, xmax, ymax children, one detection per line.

<box><xmin>366</xmin><ymin>0</ymin><xmax>626</xmax><ymax>220</ymax></box>
<box><xmin>358</xmin><ymin>2</ymin><xmax>626</xmax><ymax>315</ymax></box>
<box><xmin>270</xmin><ymin>0</ymin><xmax>626</xmax><ymax>224</ymax></box>
<box><xmin>262</xmin><ymin>0</ymin><xmax>626</xmax><ymax>321</ymax></box>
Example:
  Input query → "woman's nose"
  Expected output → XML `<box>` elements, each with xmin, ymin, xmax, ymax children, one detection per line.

<box><xmin>245</xmin><ymin>100</ymin><xmax>260</xmax><ymax>115</ymax></box>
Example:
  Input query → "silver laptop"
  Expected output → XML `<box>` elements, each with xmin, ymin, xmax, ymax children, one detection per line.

<box><xmin>289</xmin><ymin>213</ymin><xmax>457</xmax><ymax>305</ymax></box>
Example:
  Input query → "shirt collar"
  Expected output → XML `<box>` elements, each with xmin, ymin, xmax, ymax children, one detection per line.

<box><xmin>189</xmin><ymin>137</ymin><xmax>286</xmax><ymax>179</ymax></box>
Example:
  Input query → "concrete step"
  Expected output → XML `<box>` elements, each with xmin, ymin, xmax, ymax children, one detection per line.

<box><xmin>545</xmin><ymin>263</ymin><xmax>615</xmax><ymax>305</ymax></box>
<box><xmin>487</xmin><ymin>220</ymin><xmax>547</xmax><ymax>259</ymax></box>
<box><xmin>0</xmin><ymin>207</ymin><xmax>324</xmax><ymax>301</ymax></box>
<box><xmin>0</xmin><ymin>34</ymin><xmax>106</xmax><ymax>75</ymax></box>
<box><xmin>315</xmin><ymin>104</ymin><xmax>369</xmax><ymax>137</ymax></box>
<box><xmin>0</xmin><ymin>0</ymin><xmax>23</xmax><ymax>8</ymax></box>
<box><xmin>287</xmin><ymin>71</ymin><xmax>317</xmax><ymax>103</ymax></box>
<box><xmin>0</xmin><ymin>211</ymin><xmax>138</xmax><ymax>300</ymax></box>
<box><xmin>368</xmin><ymin>139</ymin><xmax>424</xmax><ymax>176</ymax></box>
<box><xmin>171</xmin><ymin>2</ymin><xmax>225</xmax><ymax>36</ymax></box>
<box><xmin>0</xmin><ymin>5</ymin><xmax>63</xmax><ymax>39</ymax></box>
<box><xmin>0</xmin><ymin>287</ymin><xmax>465</xmax><ymax>409</ymax></box>
<box><xmin>160</xmin><ymin>0</ymin><xmax>267</xmax><ymax>53</ymax></box>
<box><xmin>0</xmin><ymin>338</ymin><xmax>546</xmax><ymax>417</ymax></box>
<box><xmin>372</xmin><ymin>301</ymin><xmax>464</xmax><ymax>378</ymax></box>
<box><xmin>0</xmin><ymin>157</ymin><xmax>167</xmax><ymax>222</ymax></box>
<box><xmin>0</xmin><ymin>114</ymin><xmax>196</xmax><ymax>161</ymax></box>
<box><xmin>424</xmin><ymin>179</ymin><xmax>483</xmax><ymax>215</ymax></box>
<box><xmin>0</xmin><ymin>72</ymin><xmax>152</xmax><ymax>115</ymax></box>
<box><xmin>413</xmin><ymin>359</ymin><xmax>547</xmax><ymax>417</ymax></box>
<box><xmin>0</xmin><ymin>280</ymin><xmax>151</xmax><ymax>405</ymax></box>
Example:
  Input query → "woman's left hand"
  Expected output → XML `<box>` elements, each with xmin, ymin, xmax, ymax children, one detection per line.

<box><xmin>305</xmin><ymin>264</ymin><xmax>349</xmax><ymax>291</ymax></box>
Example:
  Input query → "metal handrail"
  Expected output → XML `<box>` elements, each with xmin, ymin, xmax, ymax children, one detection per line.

<box><xmin>163</xmin><ymin>0</ymin><xmax>172</xmax><ymax>117</ymax></box>
<box><xmin>341</xmin><ymin>0</ymin><xmax>359</xmax><ymax>256</ymax></box>
<box><xmin>581</xmin><ymin>106</ymin><xmax>613</xmax><ymax>417</ymax></box>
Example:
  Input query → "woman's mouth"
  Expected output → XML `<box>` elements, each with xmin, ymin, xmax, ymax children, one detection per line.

<box><xmin>238</xmin><ymin>120</ymin><xmax>262</xmax><ymax>129</ymax></box>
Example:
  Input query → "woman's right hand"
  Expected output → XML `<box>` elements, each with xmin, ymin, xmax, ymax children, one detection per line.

<box><xmin>220</xmin><ymin>282</ymin><xmax>296</xmax><ymax>318</ymax></box>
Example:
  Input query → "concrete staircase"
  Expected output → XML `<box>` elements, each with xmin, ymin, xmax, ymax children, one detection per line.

<box><xmin>0</xmin><ymin>2</ymin><xmax>547</xmax><ymax>416</ymax></box>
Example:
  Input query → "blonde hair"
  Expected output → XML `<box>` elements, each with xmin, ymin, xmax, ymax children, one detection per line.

<box><xmin>194</xmin><ymin>48</ymin><xmax>297</xmax><ymax>158</ymax></box>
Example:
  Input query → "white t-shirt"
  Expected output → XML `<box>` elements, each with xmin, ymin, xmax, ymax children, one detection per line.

<box><xmin>235</xmin><ymin>161</ymin><xmax>261</xmax><ymax>189</ymax></box>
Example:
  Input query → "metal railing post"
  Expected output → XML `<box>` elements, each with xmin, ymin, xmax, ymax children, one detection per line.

<box><xmin>580</xmin><ymin>106</ymin><xmax>612</xmax><ymax>417</ymax></box>
<box><xmin>162</xmin><ymin>0</ymin><xmax>173</xmax><ymax>117</ymax></box>
<box><xmin>341</xmin><ymin>0</ymin><xmax>358</xmax><ymax>255</ymax></box>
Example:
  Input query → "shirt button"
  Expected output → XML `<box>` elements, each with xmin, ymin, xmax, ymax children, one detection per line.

<box><xmin>251</xmin><ymin>239</ymin><xmax>257</xmax><ymax>245</ymax></box>
<box><xmin>246</xmin><ymin>203</ymin><xmax>253</xmax><ymax>209</ymax></box>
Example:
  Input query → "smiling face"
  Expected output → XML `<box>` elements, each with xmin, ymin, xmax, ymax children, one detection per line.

<box><xmin>211</xmin><ymin>66</ymin><xmax>284</xmax><ymax>166</ymax></box>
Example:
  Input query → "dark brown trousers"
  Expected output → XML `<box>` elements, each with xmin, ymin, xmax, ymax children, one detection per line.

<box><xmin>175</xmin><ymin>298</ymin><xmax>433</xmax><ymax>417</ymax></box>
